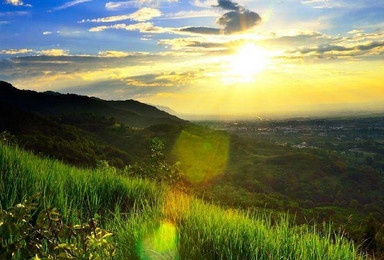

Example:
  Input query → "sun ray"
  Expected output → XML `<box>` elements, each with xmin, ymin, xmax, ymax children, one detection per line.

<box><xmin>224</xmin><ymin>43</ymin><xmax>272</xmax><ymax>83</ymax></box>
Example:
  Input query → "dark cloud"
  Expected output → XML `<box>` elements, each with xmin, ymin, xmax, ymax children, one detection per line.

<box><xmin>187</xmin><ymin>41</ymin><xmax>227</xmax><ymax>48</ymax></box>
<box><xmin>295</xmin><ymin>40</ymin><xmax>384</xmax><ymax>55</ymax></box>
<box><xmin>217</xmin><ymin>9</ymin><xmax>262</xmax><ymax>34</ymax></box>
<box><xmin>215</xmin><ymin>0</ymin><xmax>262</xmax><ymax>34</ymax></box>
<box><xmin>175</xmin><ymin>0</ymin><xmax>262</xmax><ymax>35</ymax></box>
<box><xmin>179</xmin><ymin>27</ymin><xmax>221</xmax><ymax>35</ymax></box>
<box><xmin>283</xmin><ymin>40</ymin><xmax>384</xmax><ymax>60</ymax></box>
<box><xmin>215</xmin><ymin>0</ymin><xmax>240</xmax><ymax>11</ymax></box>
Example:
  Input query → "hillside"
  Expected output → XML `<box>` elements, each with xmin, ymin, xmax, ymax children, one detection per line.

<box><xmin>0</xmin><ymin>101</ymin><xmax>136</xmax><ymax>167</ymax></box>
<box><xmin>0</xmin><ymin>80</ymin><xmax>187</xmax><ymax>168</ymax></box>
<box><xmin>0</xmin><ymin>81</ymin><xmax>383</xmax><ymax>256</ymax></box>
<box><xmin>0</xmin><ymin>81</ymin><xmax>184</xmax><ymax>128</ymax></box>
<box><xmin>0</xmin><ymin>142</ymin><xmax>366</xmax><ymax>259</ymax></box>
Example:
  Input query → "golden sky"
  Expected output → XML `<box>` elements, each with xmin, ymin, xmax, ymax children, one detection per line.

<box><xmin>1</xmin><ymin>0</ymin><xmax>384</xmax><ymax>116</ymax></box>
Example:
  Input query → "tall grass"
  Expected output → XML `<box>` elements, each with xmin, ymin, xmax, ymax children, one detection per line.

<box><xmin>0</xmin><ymin>143</ymin><xmax>166</xmax><ymax>220</ymax></box>
<box><xmin>0</xmin><ymin>143</ymin><xmax>367</xmax><ymax>259</ymax></box>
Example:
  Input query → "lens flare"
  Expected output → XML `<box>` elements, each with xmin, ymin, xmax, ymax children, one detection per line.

<box><xmin>172</xmin><ymin>127</ymin><xmax>230</xmax><ymax>184</ymax></box>
<box><xmin>138</xmin><ymin>221</ymin><xmax>179</xmax><ymax>260</ymax></box>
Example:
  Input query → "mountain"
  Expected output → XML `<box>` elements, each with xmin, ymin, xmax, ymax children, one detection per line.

<box><xmin>153</xmin><ymin>104</ymin><xmax>179</xmax><ymax>115</ymax></box>
<box><xmin>0</xmin><ymin>81</ymin><xmax>185</xmax><ymax>127</ymax></box>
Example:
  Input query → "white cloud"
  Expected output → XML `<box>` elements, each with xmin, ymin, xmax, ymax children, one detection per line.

<box><xmin>5</xmin><ymin>0</ymin><xmax>32</xmax><ymax>7</ymax></box>
<box><xmin>6</xmin><ymin>0</ymin><xmax>23</xmax><ymax>6</ymax></box>
<box><xmin>191</xmin><ymin>0</ymin><xmax>216</xmax><ymax>8</ymax></box>
<box><xmin>57</xmin><ymin>30</ymin><xmax>82</xmax><ymax>36</ymax></box>
<box><xmin>89</xmin><ymin>22</ymin><xmax>222</xmax><ymax>36</ymax></box>
<box><xmin>80</xmin><ymin>7</ymin><xmax>161</xmax><ymax>23</ymax></box>
<box><xmin>301</xmin><ymin>0</ymin><xmax>343</xmax><ymax>8</ymax></box>
<box><xmin>89</xmin><ymin>22</ymin><xmax>169</xmax><ymax>33</ymax></box>
<box><xmin>38</xmin><ymin>49</ymin><xmax>69</xmax><ymax>56</ymax></box>
<box><xmin>128</xmin><ymin>7</ymin><xmax>162</xmax><ymax>21</ymax></box>
<box><xmin>105</xmin><ymin>0</ymin><xmax>177</xmax><ymax>9</ymax></box>
<box><xmin>0</xmin><ymin>48</ymin><xmax>33</xmax><ymax>55</ymax></box>
<box><xmin>0</xmin><ymin>11</ymin><xmax>30</xmax><ymax>16</ymax></box>
<box><xmin>53</xmin><ymin>0</ymin><xmax>93</xmax><ymax>11</ymax></box>
<box><xmin>163</xmin><ymin>10</ymin><xmax>218</xmax><ymax>20</ymax></box>
<box><xmin>42</xmin><ymin>31</ymin><xmax>52</xmax><ymax>35</ymax></box>
<box><xmin>98</xmin><ymin>50</ymin><xmax>150</xmax><ymax>57</ymax></box>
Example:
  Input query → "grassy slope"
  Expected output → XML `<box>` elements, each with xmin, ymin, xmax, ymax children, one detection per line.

<box><xmin>0</xmin><ymin>143</ymin><xmax>366</xmax><ymax>259</ymax></box>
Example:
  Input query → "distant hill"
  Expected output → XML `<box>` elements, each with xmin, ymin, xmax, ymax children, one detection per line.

<box><xmin>0</xmin><ymin>81</ymin><xmax>185</xmax><ymax>127</ymax></box>
<box><xmin>153</xmin><ymin>104</ymin><xmax>179</xmax><ymax>115</ymax></box>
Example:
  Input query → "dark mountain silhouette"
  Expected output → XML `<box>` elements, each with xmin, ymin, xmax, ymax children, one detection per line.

<box><xmin>0</xmin><ymin>81</ymin><xmax>185</xmax><ymax>127</ymax></box>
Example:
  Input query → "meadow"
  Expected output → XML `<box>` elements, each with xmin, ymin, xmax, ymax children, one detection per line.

<box><xmin>0</xmin><ymin>143</ymin><xmax>367</xmax><ymax>259</ymax></box>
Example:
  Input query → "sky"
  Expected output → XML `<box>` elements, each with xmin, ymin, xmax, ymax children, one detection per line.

<box><xmin>1</xmin><ymin>0</ymin><xmax>384</xmax><ymax>117</ymax></box>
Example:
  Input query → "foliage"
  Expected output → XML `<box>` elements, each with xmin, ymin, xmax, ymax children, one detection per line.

<box><xmin>0</xmin><ymin>193</ymin><xmax>115</xmax><ymax>259</ymax></box>
<box><xmin>124</xmin><ymin>138</ymin><xmax>182</xmax><ymax>184</ymax></box>
<box><xmin>0</xmin><ymin>131</ymin><xmax>16</xmax><ymax>145</ymax></box>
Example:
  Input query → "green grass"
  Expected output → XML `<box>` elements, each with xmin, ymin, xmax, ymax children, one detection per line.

<box><xmin>0</xmin><ymin>143</ymin><xmax>166</xmax><ymax>221</ymax></box>
<box><xmin>0</xmin><ymin>143</ymin><xmax>367</xmax><ymax>259</ymax></box>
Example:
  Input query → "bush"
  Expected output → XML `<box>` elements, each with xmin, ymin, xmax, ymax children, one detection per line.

<box><xmin>0</xmin><ymin>194</ymin><xmax>115</xmax><ymax>259</ymax></box>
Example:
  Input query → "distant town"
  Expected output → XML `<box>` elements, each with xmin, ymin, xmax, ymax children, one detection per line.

<box><xmin>197</xmin><ymin>117</ymin><xmax>384</xmax><ymax>171</ymax></box>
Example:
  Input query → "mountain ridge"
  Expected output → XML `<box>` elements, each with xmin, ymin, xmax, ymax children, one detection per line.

<box><xmin>0</xmin><ymin>81</ymin><xmax>185</xmax><ymax>127</ymax></box>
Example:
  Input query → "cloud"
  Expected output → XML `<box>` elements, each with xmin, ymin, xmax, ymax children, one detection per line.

<box><xmin>89</xmin><ymin>22</ymin><xmax>224</xmax><ymax>36</ymax></box>
<box><xmin>0</xmin><ymin>11</ymin><xmax>30</xmax><ymax>16</ymax></box>
<box><xmin>179</xmin><ymin>27</ymin><xmax>220</xmax><ymax>35</ymax></box>
<box><xmin>163</xmin><ymin>10</ymin><xmax>218</xmax><ymax>20</ymax></box>
<box><xmin>300</xmin><ymin>0</ymin><xmax>384</xmax><ymax>9</ymax></box>
<box><xmin>217</xmin><ymin>9</ymin><xmax>261</xmax><ymax>34</ymax></box>
<box><xmin>124</xmin><ymin>7</ymin><xmax>162</xmax><ymax>21</ymax></box>
<box><xmin>284</xmin><ymin>39</ymin><xmax>384</xmax><ymax>60</ymax></box>
<box><xmin>6</xmin><ymin>0</ymin><xmax>23</xmax><ymax>5</ymax></box>
<box><xmin>38</xmin><ymin>49</ymin><xmax>69</xmax><ymax>56</ymax></box>
<box><xmin>5</xmin><ymin>0</ymin><xmax>31</xmax><ymax>6</ymax></box>
<box><xmin>118</xmin><ymin>70</ymin><xmax>205</xmax><ymax>89</ymax></box>
<box><xmin>172</xmin><ymin>0</ymin><xmax>263</xmax><ymax>35</ymax></box>
<box><xmin>53</xmin><ymin>0</ymin><xmax>93</xmax><ymax>11</ymax></box>
<box><xmin>156</xmin><ymin>29</ymin><xmax>384</xmax><ymax>61</ymax></box>
<box><xmin>214</xmin><ymin>0</ymin><xmax>262</xmax><ymax>34</ymax></box>
<box><xmin>56</xmin><ymin>30</ymin><xmax>82</xmax><ymax>36</ymax></box>
<box><xmin>105</xmin><ymin>1</ymin><xmax>131</xmax><ymax>9</ymax></box>
<box><xmin>90</xmin><ymin>0</ymin><xmax>261</xmax><ymax>35</ymax></box>
<box><xmin>97</xmin><ymin>50</ymin><xmax>150</xmax><ymax>57</ymax></box>
<box><xmin>0</xmin><ymin>51</ymin><xmax>198</xmax><ymax>97</ymax></box>
<box><xmin>191</xmin><ymin>0</ymin><xmax>216</xmax><ymax>8</ymax></box>
<box><xmin>89</xmin><ymin>22</ymin><xmax>169</xmax><ymax>33</ymax></box>
<box><xmin>42</xmin><ymin>31</ymin><xmax>52</xmax><ymax>35</ymax></box>
<box><xmin>105</xmin><ymin>0</ymin><xmax>177</xmax><ymax>9</ymax></box>
<box><xmin>0</xmin><ymin>49</ymin><xmax>33</xmax><ymax>55</ymax></box>
<box><xmin>81</xmin><ymin>8</ymin><xmax>161</xmax><ymax>23</ymax></box>
<box><xmin>215</xmin><ymin>0</ymin><xmax>240</xmax><ymax>11</ymax></box>
<box><xmin>300</xmin><ymin>0</ymin><xmax>356</xmax><ymax>9</ymax></box>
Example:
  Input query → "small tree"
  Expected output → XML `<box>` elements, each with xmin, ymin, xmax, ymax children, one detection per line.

<box><xmin>124</xmin><ymin>138</ymin><xmax>181</xmax><ymax>184</ymax></box>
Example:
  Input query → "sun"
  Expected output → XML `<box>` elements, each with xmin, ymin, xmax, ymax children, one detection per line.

<box><xmin>226</xmin><ymin>43</ymin><xmax>271</xmax><ymax>82</ymax></box>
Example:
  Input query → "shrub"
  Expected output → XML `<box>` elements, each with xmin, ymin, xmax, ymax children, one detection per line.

<box><xmin>0</xmin><ymin>194</ymin><xmax>115</xmax><ymax>259</ymax></box>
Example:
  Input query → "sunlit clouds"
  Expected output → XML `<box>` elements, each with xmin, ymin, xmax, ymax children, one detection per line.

<box><xmin>1</xmin><ymin>0</ymin><xmax>384</xmax><ymax>116</ymax></box>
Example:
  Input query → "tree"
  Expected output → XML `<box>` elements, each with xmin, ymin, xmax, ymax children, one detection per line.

<box><xmin>124</xmin><ymin>137</ymin><xmax>182</xmax><ymax>184</ymax></box>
